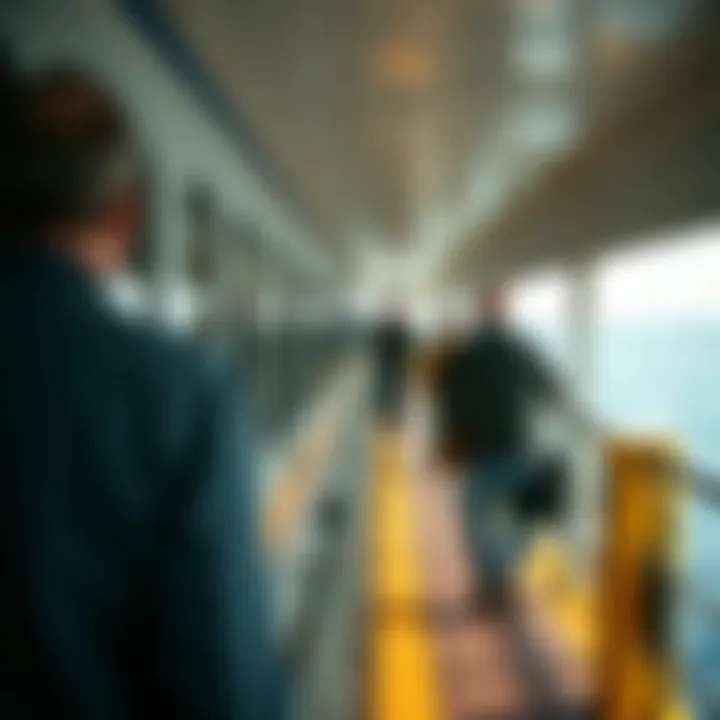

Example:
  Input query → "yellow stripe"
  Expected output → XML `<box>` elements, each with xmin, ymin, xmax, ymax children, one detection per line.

<box><xmin>367</xmin><ymin>429</ymin><xmax>442</xmax><ymax>720</ymax></box>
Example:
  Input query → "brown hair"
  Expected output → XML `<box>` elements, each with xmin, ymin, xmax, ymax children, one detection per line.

<box><xmin>1</xmin><ymin>66</ymin><xmax>144</xmax><ymax>230</ymax></box>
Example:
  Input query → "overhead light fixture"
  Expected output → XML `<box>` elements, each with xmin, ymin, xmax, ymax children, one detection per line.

<box><xmin>511</xmin><ymin>0</ymin><xmax>578</xmax><ymax>81</ymax></box>
<box><xmin>371</xmin><ymin>41</ymin><xmax>436</xmax><ymax>90</ymax></box>
<box><xmin>511</xmin><ymin>34</ymin><xmax>578</xmax><ymax>81</ymax></box>
<box><xmin>505</xmin><ymin>97</ymin><xmax>579</xmax><ymax>155</ymax></box>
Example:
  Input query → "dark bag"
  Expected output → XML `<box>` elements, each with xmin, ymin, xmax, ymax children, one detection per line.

<box><xmin>513</xmin><ymin>454</ymin><xmax>567</xmax><ymax>523</ymax></box>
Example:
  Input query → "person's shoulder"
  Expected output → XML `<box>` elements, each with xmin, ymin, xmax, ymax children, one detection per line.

<box><xmin>471</xmin><ymin>326</ymin><xmax>522</xmax><ymax>352</ymax></box>
<box><xmin>108</xmin><ymin>317</ymin><xmax>232</xmax><ymax>400</ymax></box>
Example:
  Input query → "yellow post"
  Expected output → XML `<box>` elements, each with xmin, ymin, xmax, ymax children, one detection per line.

<box><xmin>601</xmin><ymin>438</ymin><xmax>681</xmax><ymax>720</ymax></box>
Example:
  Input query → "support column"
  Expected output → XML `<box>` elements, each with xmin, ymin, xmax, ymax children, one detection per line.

<box><xmin>566</xmin><ymin>258</ymin><xmax>602</xmax><ymax>574</ymax></box>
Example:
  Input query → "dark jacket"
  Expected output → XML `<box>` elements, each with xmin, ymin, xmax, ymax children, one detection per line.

<box><xmin>0</xmin><ymin>241</ymin><xmax>285</xmax><ymax>719</ymax></box>
<box><xmin>374</xmin><ymin>319</ymin><xmax>410</xmax><ymax>417</ymax></box>
<box><xmin>437</xmin><ymin>324</ymin><xmax>557</xmax><ymax>463</ymax></box>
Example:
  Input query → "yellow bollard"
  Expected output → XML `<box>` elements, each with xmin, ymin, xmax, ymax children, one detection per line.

<box><xmin>601</xmin><ymin>438</ymin><xmax>682</xmax><ymax>720</ymax></box>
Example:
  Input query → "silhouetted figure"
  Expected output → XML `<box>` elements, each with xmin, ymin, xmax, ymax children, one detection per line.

<box><xmin>436</xmin><ymin>289</ymin><xmax>562</xmax><ymax>612</ymax></box>
<box><xmin>374</xmin><ymin>310</ymin><xmax>411</xmax><ymax>423</ymax></box>
<box><xmin>0</xmin><ymin>66</ymin><xmax>284</xmax><ymax>719</ymax></box>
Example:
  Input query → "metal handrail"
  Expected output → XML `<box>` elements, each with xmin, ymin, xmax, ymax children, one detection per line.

<box><xmin>686</xmin><ymin>465</ymin><xmax>720</xmax><ymax>511</ymax></box>
<box><xmin>678</xmin><ymin>465</ymin><xmax>720</xmax><ymax>627</ymax></box>
<box><xmin>684</xmin><ymin>581</ymin><xmax>720</xmax><ymax>623</ymax></box>
<box><xmin>577</xmin><ymin>409</ymin><xmax>720</xmax><ymax>513</ymax></box>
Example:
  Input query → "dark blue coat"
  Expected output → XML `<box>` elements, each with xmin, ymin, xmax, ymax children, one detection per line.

<box><xmin>0</xmin><ymin>241</ymin><xmax>285</xmax><ymax>719</ymax></box>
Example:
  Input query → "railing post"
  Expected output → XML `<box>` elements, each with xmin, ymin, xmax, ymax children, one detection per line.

<box><xmin>567</xmin><ymin>259</ymin><xmax>602</xmax><ymax>573</ymax></box>
<box><xmin>601</xmin><ymin>437</ymin><xmax>681</xmax><ymax>720</ymax></box>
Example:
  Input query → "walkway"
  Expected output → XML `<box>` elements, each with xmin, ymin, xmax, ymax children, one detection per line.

<box><xmin>368</xmin><ymin>426</ymin><xmax>535</xmax><ymax>719</ymax></box>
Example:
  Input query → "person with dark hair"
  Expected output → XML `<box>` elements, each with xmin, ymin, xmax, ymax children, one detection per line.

<box><xmin>0</xmin><ymin>67</ymin><xmax>285</xmax><ymax>718</ymax></box>
<box><xmin>436</xmin><ymin>288</ymin><xmax>566</xmax><ymax>614</ymax></box>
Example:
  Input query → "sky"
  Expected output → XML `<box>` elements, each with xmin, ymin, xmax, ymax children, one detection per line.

<box><xmin>512</xmin><ymin>221</ymin><xmax>720</xmax><ymax>325</ymax></box>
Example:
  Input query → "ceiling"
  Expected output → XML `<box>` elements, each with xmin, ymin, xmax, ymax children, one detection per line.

<box><xmin>162</xmin><ymin>0</ymin><xmax>718</xmax><ymax>286</ymax></box>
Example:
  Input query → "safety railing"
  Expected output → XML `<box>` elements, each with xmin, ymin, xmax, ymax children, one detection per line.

<box><xmin>685</xmin><ymin>464</ymin><xmax>720</xmax><ymax>511</ymax></box>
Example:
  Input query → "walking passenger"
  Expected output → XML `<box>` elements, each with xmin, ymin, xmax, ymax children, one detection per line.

<box><xmin>436</xmin><ymin>288</ymin><xmax>564</xmax><ymax>613</ymax></box>
<box><xmin>0</xmin><ymin>66</ymin><xmax>285</xmax><ymax>719</ymax></box>
<box><xmin>374</xmin><ymin>304</ymin><xmax>411</xmax><ymax>424</ymax></box>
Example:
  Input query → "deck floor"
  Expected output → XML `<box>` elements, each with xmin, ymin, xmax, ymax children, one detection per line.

<box><xmin>368</xmin><ymin>427</ymin><xmax>538</xmax><ymax>720</ymax></box>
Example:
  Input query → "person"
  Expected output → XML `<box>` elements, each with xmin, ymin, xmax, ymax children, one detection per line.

<box><xmin>436</xmin><ymin>287</ymin><xmax>564</xmax><ymax>614</ymax></box>
<box><xmin>373</xmin><ymin>304</ymin><xmax>411</xmax><ymax>423</ymax></box>
<box><xmin>0</xmin><ymin>66</ymin><xmax>285</xmax><ymax>718</ymax></box>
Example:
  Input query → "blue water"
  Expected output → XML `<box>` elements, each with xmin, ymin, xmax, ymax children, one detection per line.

<box><xmin>528</xmin><ymin>321</ymin><xmax>720</xmax><ymax>715</ymax></box>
